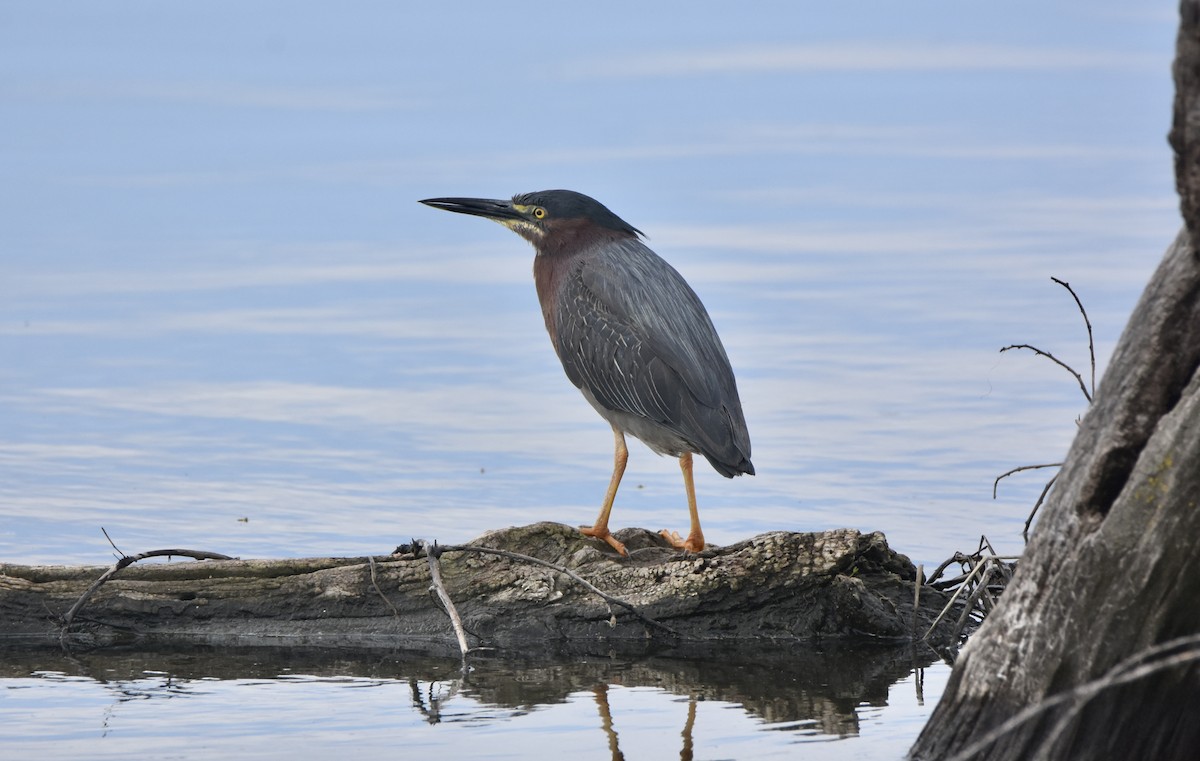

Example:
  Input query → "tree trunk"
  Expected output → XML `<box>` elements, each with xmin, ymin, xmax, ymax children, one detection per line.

<box><xmin>911</xmin><ymin>5</ymin><xmax>1200</xmax><ymax>757</ymax></box>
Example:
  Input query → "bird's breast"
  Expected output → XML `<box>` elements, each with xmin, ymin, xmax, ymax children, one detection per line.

<box><xmin>532</xmin><ymin>251</ymin><xmax>579</xmax><ymax>347</ymax></box>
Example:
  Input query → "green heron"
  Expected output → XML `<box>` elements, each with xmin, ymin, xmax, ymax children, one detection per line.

<box><xmin>420</xmin><ymin>190</ymin><xmax>754</xmax><ymax>555</ymax></box>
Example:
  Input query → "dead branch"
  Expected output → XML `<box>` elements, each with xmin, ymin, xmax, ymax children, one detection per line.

<box><xmin>367</xmin><ymin>556</ymin><xmax>401</xmax><ymax>619</ymax></box>
<box><xmin>1050</xmin><ymin>277</ymin><xmax>1096</xmax><ymax>398</ymax></box>
<box><xmin>997</xmin><ymin>276</ymin><xmax>1096</xmax><ymax>404</ymax></box>
<box><xmin>1023</xmin><ymin>473</ymin><xmax>1059</xmax><ymax>544</ymax></box>
<box><xmin>993</xmin><ymin>463</ymin><xmax>1063</xmax><ymax>499</ymax></box>
<box><xmin>911</xmin><ymin>564</ymin><xmax>924</xmax><ymax>642</ymax></box>
<box><xmin>992</xmin><ymin>277</ymin><xmax>1096</xmax><ymax>543</ymax></box>
<box><xmin>999</xmin><ymin>344</ymin><xmax>1092</xmax><ymax>403</ymax></box>
<box><xmin>922</xmin><ymin>540</ymin><xmax>1018</xmax><ymax>646</ymax></box>
<box><xmin>60</xmin><ymin>547</ymin><xmax>233</xmax><ymax>643</ymax></box>
<box><xmin>923</xmin><ymin>558</ymin><xmax>987</xmax><ymax>642</ymax></box>
<box><xmin>419</xmin><ymin>541</ymin><xmax>472</xmax><ymax>664</ymax></box>
<box><xmin>925</xmin><ymin>553</ymin><xmax>967</xmax><ymax>588</ymax></box>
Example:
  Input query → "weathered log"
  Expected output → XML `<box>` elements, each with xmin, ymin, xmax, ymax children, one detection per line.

<box><xmin>910</xmin><ymin>5</ymin><xmax>1200</xmax><ymax>756</ymax></box>
<box><xmin>0</xmin><ymin>523</ymin><xmax>955</xmax><ymax>653</ymax></box>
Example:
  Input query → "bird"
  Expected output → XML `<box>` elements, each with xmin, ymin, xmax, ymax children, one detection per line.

<box><xmin>420</xmin><ymin>190</ymin><xmax>753</xmax><ymax>555</ymax></box>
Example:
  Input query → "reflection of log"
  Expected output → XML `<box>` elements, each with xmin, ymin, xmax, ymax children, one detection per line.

<box><xmin>0</xmin><ymin>639</ymin><xmax>928</xmax><ymax>739</ymax></box>
<box><xmin>0</xmin><ymin>524</ymin><xmax>954</xmax><ymax>651</ymax></box>
<box><xmin>911</xmin><ymin>6</ymin><xmax>1200</xmax><ymax>757</ymax></box>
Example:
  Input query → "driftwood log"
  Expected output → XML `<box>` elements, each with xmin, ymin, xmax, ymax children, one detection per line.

<box><xmin>0</xmin><ymin>523</ymin><xmax>955</xmax><ymax>653</ymax></box>
<box><xmin>910</xmin><ymin>5</ymin><xmax>1200</xmax><ymax>758</ymax></box>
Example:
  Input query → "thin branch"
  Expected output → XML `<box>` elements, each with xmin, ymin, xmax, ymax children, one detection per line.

<box><xmin>100</xmin><ymin>527</ymin><xmax>123</xmax><ymax>557</ymax></box>
<box><xmin>993</xmin><ymin>278</ymin><xmax>1094</xmax><ymax>550</ymax></box>
<box><xmin>922</xmin><ymin>546</ymin><xmax>1019</xmax><ymax>643</ymax></box>
<box><xmin>1023</xmin><ymin>473</ymin><xmax>1059</xmax><ymax>543</ymax></box>
<box><xmin>999</xmin><ymin>343</ymin><xmax>1092</xmax><ymax>403</ymax></box>
<box><xmin>367</xmin><ymin>556</ymin><xmax>401</xmax><ymax>619</ymax></box>
<box><xmin>923</xmin><ymin>559</ymin><xmax>988</xmax><ymax>641</ymax></box>
<box><xmin>925</xmin><ymin>553</ymin><xmax>967</xmax><ymax>587</ymax></box>
<box><xmin>419</xmin><ymin>541</ymin><xmax>472</xmax><ymax>664</ymax></box>
<box><xmin>977</xmin><ymin>535</ymin><xmax>1014</xmax><ymax>586</ymax></box>
<box><xmin>993</xmin><ymin>463</ymin><xmax>1063</xmax><ymax>499</ymax></box>
<box><xmin>1051</xmin><ymin>276</ymin><xmax>1095</xmax><ymax>399</ymax></box>
<box><xmin>951</xmin><ymin>567</ymin><xmax>995</xmax><ymax>639</ymax></box>
<box><xmin>60</xmin><ymin>547</ymin><xmax>233</xmax><ymax>643</ymax></box>
<box><xmin>929</xmin><ymin>571</ymin><xmax>973</xmax><ymax>591</ymax></box>
<box><xmin>977</xmin><ymin>535</ymin><xmax>999</xmax><ymax>559</ymax></box>
<box><xmin>911</xmin><ymin>564</ymin><xmax>923</xmax><ymax>642</ymax></box>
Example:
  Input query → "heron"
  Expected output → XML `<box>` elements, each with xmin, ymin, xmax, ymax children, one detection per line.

<box><xmin>420</xmin><ymin>190</ymin><xmax>753</xmax><ymax>555</ymax></box>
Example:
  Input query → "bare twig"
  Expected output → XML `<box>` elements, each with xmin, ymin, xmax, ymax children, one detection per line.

<box><xmin>923</xmin><ymin>542</ymin><xmax>1019</xmax><ymax>644</ymax></box>
<box><xmin>1050</xmin><ymin>276</ymin><xmax>1095</xmax><ymax>399</ymax></box>
<box><xmin>976</xmin><ymin>534</ymin><xmax>998</xmax><ymax>558</ymax></box>
<box><xmin>911</xmin><ymin>564</ymin><xmax>923</xmax><ymax>642</ymax></box>
<box><xmin>994</xmin><ymin>277</ymin><xmax>1095</xmax><ymax>546</ymax></box>
<box><xmin>100</xmin><ymin>527</ymin><xmax>123</xmax><ymax>557</ymax></box>
<box><xmin>996</xmin><ymin>277</ymin><xmax>1094</xmax><ymax>404</ymax></box>
<box><xmin>925</xmin><ymin>553</ymin><xmax>967</xmax><ymax>587</ymax></box>
<box><xmin>995</xmin><ymin>464</ymin><xmax>1062</xmax><ymax>541</ymax></box>
<box><xmin>1024</xmin><ymin>473</ymin><xmax>1059</xmax><ymax>543</ymax></box>
<box><xmin>420</xmin><ymin>541</ymin><xmax>472</xmax><ymax>664</ymax></box>
<box><xmin>952</xmin><ymin>567</ymin><xmax>995</xmax><ymax>639</ymax></box>
<box><xmin>923</xmin><ymin>559</ymin><xmax>988</xmax><ymax>641</ymax></box>
<box><xmin>993</xmin><ymin>463</ymin><xmax>1063</xmax><ymax>499</ymax></box>
<box><xmin>367</xmin><ymin>556</ymin><xmax>401</xmax><ymax>619</ymax></box>
<box><xmin>60</xmin><ymin>547</ymin><xmax>233</xmax><ymax>642</ymax></box>
<box><xmin>999</xmin><ymin>343</ymin><xmax>1092</xmax><ymax>403</ymax></box>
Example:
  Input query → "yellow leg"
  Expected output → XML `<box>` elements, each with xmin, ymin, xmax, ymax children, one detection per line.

<box><xmin>580</xmin><ymin>425</ymin><xmax>629</xmax><ymax>556</ymax></box>
<box><xmin>660</xmin><ymin>452</ymin><xmax>705</xmax><ymax>552</ymax></box>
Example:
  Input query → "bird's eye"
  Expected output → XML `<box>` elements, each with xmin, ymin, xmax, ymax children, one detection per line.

<box><xmin>533</xmin><ymin>207</ymin><xmax>547</xmax><ymax>219</ymax></box>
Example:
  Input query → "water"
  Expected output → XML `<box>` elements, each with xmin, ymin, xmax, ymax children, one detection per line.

<box><xmin>0</xmin><ymin>1</ymin><xmax>1179</xmax><ymax>757</ymax></box>
<box><xmin>0</xmin><ymin>645</ymin><xmax>948</xmax><ymax>760</ymax></box>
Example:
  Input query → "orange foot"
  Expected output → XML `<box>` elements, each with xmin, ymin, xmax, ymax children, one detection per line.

<box><xmin>580</xmin><ymin>526</ymin><xmax>628</xmax><ymax>556</ymax></box>
<box><xmin>659</xmin><ymin>530</ymin><xmax>705</xmax><ymax>553</ymax></box>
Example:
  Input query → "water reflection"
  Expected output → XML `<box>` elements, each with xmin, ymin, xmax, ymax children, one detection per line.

<box><xmin>0</xmin><ymin>642</ymin><xmax>941</xmax><ymax>759</ymax></box>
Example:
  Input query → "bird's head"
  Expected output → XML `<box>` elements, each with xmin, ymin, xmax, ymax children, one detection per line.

<box><xmin>420</xmin><ymin>189</ymin><xmax>642</xmax><ymax>254</ymax></box>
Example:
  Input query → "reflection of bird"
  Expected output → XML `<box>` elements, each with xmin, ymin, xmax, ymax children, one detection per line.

<box><xmin>420</xmin><ymin>190</ymin><xmax>753</xmax><ymax>555</ymax></box>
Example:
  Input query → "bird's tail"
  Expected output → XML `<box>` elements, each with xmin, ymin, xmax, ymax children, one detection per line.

<box><xmin>703</xmin><ymin>452</ymin><xmax>755</xmax><ymax>478</ymax></box>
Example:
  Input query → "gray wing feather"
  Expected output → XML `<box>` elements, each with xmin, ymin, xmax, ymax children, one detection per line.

<box><xmin>553</xmin><ymin>239</ymin><xmax>752</xmax><ymax>474</ymax></box>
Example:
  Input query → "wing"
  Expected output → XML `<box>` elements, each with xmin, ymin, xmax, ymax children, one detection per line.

<box><xmin>552</xmin><ymin>238</ymin><xmax>752</xmax><ymax>475</ymax></box>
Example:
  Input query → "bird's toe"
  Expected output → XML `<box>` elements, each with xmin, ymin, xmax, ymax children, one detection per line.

<box><xmin>659</xmin><ymin>529</ymin><xmax>705</xmax><ymax>553</ymax></box>
<box><xmin>580</xmin><ymin>525</ymin><xmax>629</xmax><ymax>556</ymax></box>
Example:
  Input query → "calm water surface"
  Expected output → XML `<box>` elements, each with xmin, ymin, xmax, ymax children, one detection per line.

<box><xmin>0</xmin><ymin>1</ymin><xmax>1179</xmax><ymax>758</ymax></box>
<box><xmin>1</xmin><ymin>645</ymin><xmax>948</xmax><ymax>760</ymax></box>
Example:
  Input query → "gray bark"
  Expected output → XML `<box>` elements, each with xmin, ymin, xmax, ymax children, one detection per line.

<box><xmin>1</xmin><ymin>524</ymin><xmax>955</xmax><ymax>653</ymax></box>
<box><xmin>911</xmin><ymin>4</ymin><xmax>1200</xmax><ymax>757</ymax></box>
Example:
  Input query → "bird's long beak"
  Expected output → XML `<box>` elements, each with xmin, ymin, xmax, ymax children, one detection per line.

<box><xmin>419</xmin><ymin>197</ymin><xmax>524</xmax><ymax>222</ymax></box>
